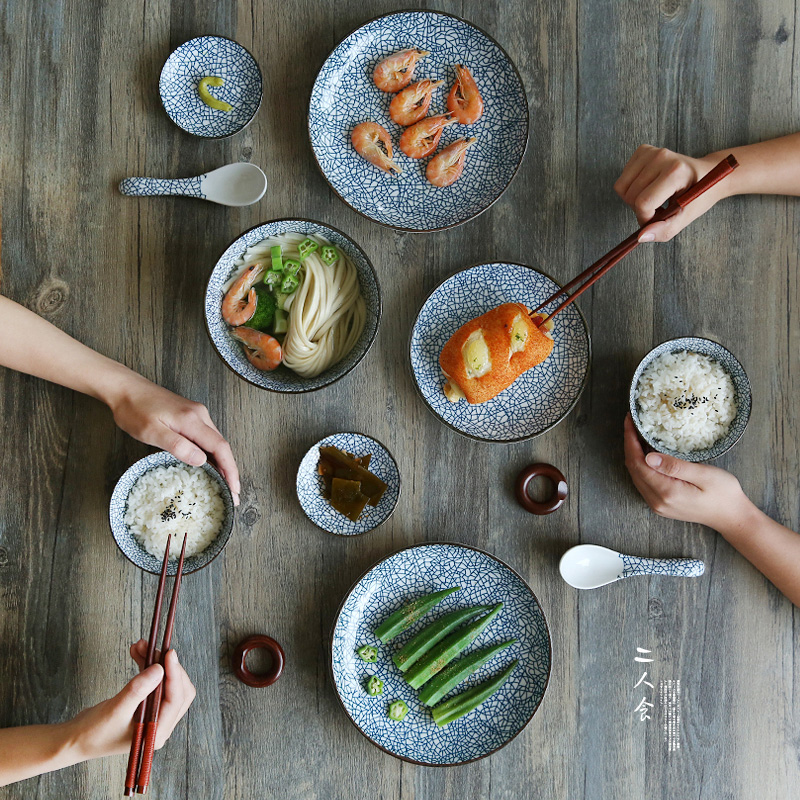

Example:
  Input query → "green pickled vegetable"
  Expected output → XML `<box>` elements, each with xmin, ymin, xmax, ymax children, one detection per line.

<box><xmin>431</xmin><ymin>660</ymin><xmax>518</xmax><ymax>727</ymax></box>
<box><xmin>392</xmin><ymin>605</ymin><xmax>492</xmax><ymax>673</ymax></box>
<box><xmin>298</xmin><ymin>238</ymin><xmax>319</xmax><ymax>259</ymax></box>
<box><xmin>388</xmin><ymin>700</ymin><xmax>409</xmax><ymax>721</ymax></box>
<box><xmin>321</xmin><ymin>246</ymin><xmax>338</xmax><ymax>266</ymax></box>
<box><xmin>374</xmin><ymin>587</ymin><xmax>461</xmax><ymax>644</ymax></box>
<box><xmin>273</xmin><ymin>308</ymin><xmax>289</xmax><ymax>335</ymax></box>
<box><xmin>418</xmin><ymin>639</ymin><xmax>517</xmax><ymax>706</ymax></box>
<box><xmin>357</xmin><ymin>645</ymin><xmax>378</xmax><ymax>663</ymax></box>
<box><xmin>366</xmin><ymin>675</ymin><xmax>384</xmax><ymax>696</ymax></box>
<box><xmin>404</xmin><ymin>603</ymin><xmax>503</xmax><ymax>690</ymax></box>
<box><xmin>197</xmin><ymin>77</ymin><xmax>233</xmax><ymax>112</ymax></box>
<box><xmin>247</xmin><ymin>284</ymin><xmax>277</xmax><ymax>331</ymax></box>
<box><xmin>281</xmin><ymin>274</ymin><xmax>300</xmax><ymax>294</ymax></box>
<box><xmin>270</xmin><ymin>245</ymin><xmax>283</xmax><ymax>272</ymax></box>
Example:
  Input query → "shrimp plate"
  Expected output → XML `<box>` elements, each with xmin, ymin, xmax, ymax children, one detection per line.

<box><xmin>308</xmin><ymin>10</ymin><xmax>528</xmax><ymax>231</ymax></box>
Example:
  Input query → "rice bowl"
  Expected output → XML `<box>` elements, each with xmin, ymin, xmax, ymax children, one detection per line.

<box><xmin>629</xmin><ymin>337</ymin><xmax>751</xmax><ymax>463</ymax></box>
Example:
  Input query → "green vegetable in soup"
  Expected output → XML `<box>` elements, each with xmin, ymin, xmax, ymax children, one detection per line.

<box><xmin>247</xmin><ymin>285</ymin><xmax>277</xmax><ymax>331</ymax></box>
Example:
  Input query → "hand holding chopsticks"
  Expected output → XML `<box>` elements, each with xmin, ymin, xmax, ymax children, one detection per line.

<box><xmin>532</xmin><ymin>154</ymin><xmax>739</xmax><ymax>326</ymax></box>
<box><xmin>125</xmin><ymin>533</ymin><xmax>190</xmax><ymax>796</ymax></box>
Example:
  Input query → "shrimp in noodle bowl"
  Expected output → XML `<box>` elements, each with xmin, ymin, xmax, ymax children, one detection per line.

<box><xmin>222</xmin><ymin>232</ymin><xmax>366</xmax><ymax>379</ymax></box>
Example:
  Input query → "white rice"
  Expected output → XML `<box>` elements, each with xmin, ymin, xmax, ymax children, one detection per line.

<box><xmin>124</xmin><ymin>465</ymin><xmax>225</xmax><ymax>559</ymax></box>
<box><xmin>635</xmin><ymin>350</ymin><xmax>736</xmax><ymax>452</ymax></box>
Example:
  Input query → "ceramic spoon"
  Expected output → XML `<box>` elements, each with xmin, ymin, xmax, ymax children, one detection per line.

<box><xmin>559</xmin><ymin>544</ymin><xmax>704</xmax><ymax>590</ymax></box>
<box><xmin>119</xmin><ymin>163</ymin><xmax>267</xmax><ymax>206</ymax></box>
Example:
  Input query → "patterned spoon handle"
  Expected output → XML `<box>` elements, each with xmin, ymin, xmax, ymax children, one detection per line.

<box><xmin>119</xmin><ymin>175</ymin><xmax>205</xmax><ymax>199</ymax></box>
<box><xmin>621</xmin><ymin>555</ymin><xmax>705</xmax><ymax>579</ymax></box>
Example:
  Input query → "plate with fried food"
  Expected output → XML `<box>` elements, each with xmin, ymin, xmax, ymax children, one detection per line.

<box><xmin>308</xmin><ymin>10</ymin><xmax>528</xmax><ymax>231</ymax></box>
<box><xmin>410</xmin><ymin>263</ymin><xmax>591</xmax><ymax>442</ymax></box>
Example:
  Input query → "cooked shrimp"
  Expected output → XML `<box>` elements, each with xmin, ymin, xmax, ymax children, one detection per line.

<box><xmin>373</xmin><ymin>49</ymin><xmax>430</xmax><ymax>93</ymax></box>
<box><xmin>351</xmin><ymin>122</ymin><xmax>402</xmax><ymax>175</ymax></box>
<box><xmin>426</xmin><ymin>137</ymin><xmax>478</xmax><ymax>187</ymax></box>
<box><xmin>230</xmin><ymin>326</ymin><xmax>283</xmax><ymax>371</ymax></box>
<box><xmin>389</xmin><ymin>79</ymin><xmax>444</xmax><ymax>126</ymax></box>
<box><xmin>447</xmin><ymin>65</ymin><xmax>484</xmax><ymax>125</ymax></box>
<box><xmin>222</xmin><ymin>263</ymin><xmax>264</xmax><ymax>326</ymax></box>
<box><xmin>398</xmin><ymin>113</ymin><xmax>457</xmax><ymax>159</ymax></box>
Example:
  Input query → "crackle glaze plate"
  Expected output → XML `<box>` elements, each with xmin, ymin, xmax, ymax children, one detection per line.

<box><xmin>410</xmin><ymin>263</ymin><xmax>591</xmax><ymax>442</ymax></box>
<box><xmin>330</xmin><ymin>543</ymin><xmax>551</xmax><ymax>765</ymax></box>
<box><xmin>159</xmin><ymin>36</ymin><xmax>262</xmax><ymax>138</ymax></box>
<box><xmin>308</xmin><ymin>11</ymin><xmax>528</xmax><ymax>231</ymax></box>
<box><xmin>296</xmin><ymin>432</ymin><xmax>400</xmax><ymax>535</ymax></box>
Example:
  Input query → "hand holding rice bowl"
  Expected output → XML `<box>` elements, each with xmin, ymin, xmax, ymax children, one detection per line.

<box><xmin>630</xmin><ymin>337</ymin><xmax>751</xmax><ymax>462</ymax></box>
<box><xmin>110</xmin><ymin>452</ymin><xmax>235</xmax><ymax>575</ymax></box>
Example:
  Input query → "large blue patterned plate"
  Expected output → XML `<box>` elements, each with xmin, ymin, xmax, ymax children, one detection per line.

<box><xmin>296</xmin><ymin>432</ymin><xmax>401</xmax><ymax>535</ymax></box>
<box><xmin>204</xmin><ymin>219</ymin><xmax>381</xmax><ymax>392</ymax></box>
<box><xmin>629</xmin><ymin>337</ymin><xmax>752</xmax><ymax>462</ymax></box>
<box><xmin>159</xmin><ymin>36</ymin><xmax>262</xmax><ymax>138</ymax></box>
<box><xmin>308</xmin><ymin>11</ymin><xmax>528</xmax><ymax>231</ymax></box>
<box><xmin>410</xmin><ymin>263</ymin><xmax>591</xmax><ymax>442</ymax></box>
<box><xmin>109</xmin><ymin>451</ymin><xmax>235</xmax><ymax>576</ymax></box>
<box><xmin>330</xmin><ymin>543</ymin><xmax>551</xmax><ymax>765</ymax></box>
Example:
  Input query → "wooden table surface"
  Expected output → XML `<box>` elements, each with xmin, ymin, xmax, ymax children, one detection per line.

<box><xmin>1</xmin><ymin>0</ymin><xmax>798</xmax><ymax>798</ymax></box>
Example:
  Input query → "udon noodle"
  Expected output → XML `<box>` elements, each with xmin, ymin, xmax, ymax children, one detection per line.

<box><xmin>225</xmin><ymin>232</ymin><xmax>366</xmax><ymax>378</ymax></box>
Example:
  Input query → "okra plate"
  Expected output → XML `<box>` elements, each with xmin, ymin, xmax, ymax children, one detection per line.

<box><xmin>410</xmin><ymin>262</ymin><xmax>591</xmax><ymax>442</ymax></box>
<box><xmin>330</xmin><ymin>543</ymin><xmax>551</xmax><ymax>765</ymax></box>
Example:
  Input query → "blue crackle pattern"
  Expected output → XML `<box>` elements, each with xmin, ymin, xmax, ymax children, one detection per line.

<box><xmin>119</xmin><ymin>175</ymin><xmax>205</xmax><ymax>199</ymax></box>
<box><xmin>108</xmin><ymin>451</ymin><xmax>235</xmax><ymax>576</ymax></box>
<box><xmin>159</xmin><ymin>36</ymin><xmax>262</xmax><ymax>138</ymax></box>
<box><xmin>296</xmin><ymin>432</ymin><xmax>401</xmax><ymax>536</ymax></box>
<box><xmin>409</xmin><ymin>263</ymin><xmax>591</xmax><ymax>442</ymax></box>
<box><xmin>331</xmin><ymin>544</ymin><xmax>551</xmax><ymax>765</ymax></box>
<box><xmin>308</xmin><ymin>11</ymin><xmax>528</xmax><ymax>230</ymax></box>
<box><xmin>204</xmin><ymin>219</ymin><xmax>381</xmax><ymax>393</ymax></box>
<box><xmin>620</xmin><ymin>554</ymin><xmax>705</xmax><ymax>579</ymax></box>
<box><xmin>629</xmin><ymin>336</ymin><xmax>752</xmax><ymax>462</ymax></box>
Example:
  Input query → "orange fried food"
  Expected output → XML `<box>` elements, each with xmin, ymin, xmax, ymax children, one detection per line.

<box><xmin>439</xmin><ymin>303</ymin><xmax>554</xmax><ymax>404</ymax></box>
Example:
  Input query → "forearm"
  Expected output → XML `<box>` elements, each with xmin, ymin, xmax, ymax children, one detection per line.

<box><xmin>0</xmin><ymin>296</ymin><xmax>138</xmax><ymax>407</ymax></box>
<box><xmin>0</xmin><ymin>723</ymin><xmax>82</xmax><ymax>787</ymax></box>
<box><xmin>707</xmin><ymin>132</ymin><xmax>800</xmax><ymax>199</ymax></box>
<box><xmin>713</xmin><ymin>498</ymin><xmax>800</xmax><ymax>606</ymax></box>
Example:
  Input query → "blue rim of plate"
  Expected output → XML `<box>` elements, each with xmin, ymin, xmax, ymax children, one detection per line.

<box><xmin>307</xmin><ymin>9</ymin><xmax>529</xmax><ymax>232</ymax></box>
<box><xmin>329</xmin><ymin>542</ymin><xmax>552</xmax><ymax>765</ymax></box>
<box><xmin>159</xmin><ymin>35</ymin><xmax>263</xmax><ymax>139</ymax></box>
<box><xmin>203</xmin><ymin>218</ymin><xmax>382</xmax><ymax>393</ymax></box>
<box><xmin>296</xmin><ymin>432</ymin><xmax>401</xmax><ymax>536</ymax></box>
<box><xmin>409</xmin><ymin>262</ymin><xmax>592</xmax><ymax>443</ymax></box>
<box><xmin>109</xmin><ymin>451</ymin><xmax>235</xmax><ymax>576</ymax></box>
<box><xmin>629</xmin><ymin>336</ymin><xmax>752</xmax><ymax>462</ymax></box>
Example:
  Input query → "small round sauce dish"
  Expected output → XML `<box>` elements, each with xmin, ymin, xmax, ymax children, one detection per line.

<box><xmin>159</xmin><ymin>36</ymin><xmax>262</xmax><ymax>138</ymax></box>
<box><xmin>296</xmin><ymin>432</ymin><xmax>400</xmax><ymax>536</ymax></box>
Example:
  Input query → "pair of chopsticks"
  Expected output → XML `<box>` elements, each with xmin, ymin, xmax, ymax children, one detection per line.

<box><xmin>124</xmin><ymin>533</ymin><xmax>187</xmax><ymax>796</ymax></box>
<box><xmin>531</xmin><ymin>154</ymin><xmax>740</xmax><ymax>326</ymax></box>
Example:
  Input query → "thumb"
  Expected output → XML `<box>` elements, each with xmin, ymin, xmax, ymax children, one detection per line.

<box><xmin>637</xmin><ymin>220</ymin><xmax>672</xmax><ymax>243</ymax></box>
<box><xmin>645</xmin><ymin>451</ymin><xmax>707</xmax><ymax>485</ymax></box>
<box><xmin>164</xmin><ymin>432</ymin><xmax>207</xmax><ymax>467</ymax></box>
<box><xmin>112</xmin><ymin>663</ymin><xmax>164</xmax><ymax>716</ymax></box>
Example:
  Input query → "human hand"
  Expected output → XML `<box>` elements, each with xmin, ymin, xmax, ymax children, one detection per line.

<box><xmin>109</xmin><ymin>374</ymin><xmax>240</xmax><ymax>505</ymax></box>
<box><xmin>614</xmin><ymin>145</ymin><xmax>726</xmax><ymax>242</ymax></box>
<box><xmin>623</xmin><ymin>414</ymin><xmax>750</xmax><ymax>529</ymax></box>
<box><xmin>66</xmin><ymin>640</ymin><xmax>196</xmax><ymax>761</ymax></box>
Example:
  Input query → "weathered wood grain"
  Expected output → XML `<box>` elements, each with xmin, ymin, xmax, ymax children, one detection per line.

<box><xmin>1</xmin><ymin>0</ymin><xmax>799</xmax><ymax>798</ymax></box>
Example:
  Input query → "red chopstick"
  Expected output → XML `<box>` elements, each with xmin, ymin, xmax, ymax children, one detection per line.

<box><xmin>135</xmin><ymin>533</ymin><xmax>187</xmax><ymax>795</ymax></box>
<box><xmin>124</xmin><ymin>536</ymin><xmax>171</xmax><ymax>796</ymax></box>
<box><xmin>532</xmin><ymin>154</ymin><xmax>739</xmax><ymax>325</ymax></box>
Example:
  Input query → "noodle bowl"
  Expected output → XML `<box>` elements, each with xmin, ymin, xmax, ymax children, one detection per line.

<box><xmin>225</xmin><ymin>231</ymin><xmax>366</xmax><ymax>378</ymax></box>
